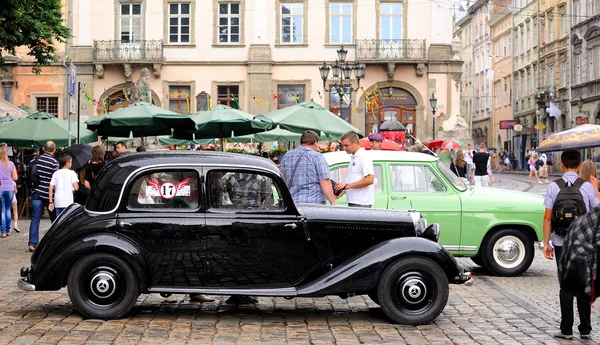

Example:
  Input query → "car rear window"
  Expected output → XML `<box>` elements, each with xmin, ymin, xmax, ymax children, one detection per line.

<box><xmin>126</xmin><ymin>169</ymin><xmax>201</xmax><ymax>211</ymax></box>
<box><xmin>206</xmin><ymin>170</ymin><xmax>285</xmax><ymax>211</ymax></box>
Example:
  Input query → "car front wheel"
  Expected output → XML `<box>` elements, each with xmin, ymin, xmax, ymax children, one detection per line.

<box><xmin>482</xmin><ymin>229</ymin><xmax>534</xmax><ymax>276</ymax></box>
<box><xmin>68</xmin><ymin>253</ymin><xmax>140</xmax><ymax>319</ymax></box>
<box><xmin>377</xmin><ymin>256</ymin><xmax>449</xmax><ymax>325</ymax></box>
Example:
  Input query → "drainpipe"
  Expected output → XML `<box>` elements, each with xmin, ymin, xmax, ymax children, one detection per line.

<box><xmin>63</xmin><ymin>0</ymin><xmax>73</xmax><ymax>146</ymax></box>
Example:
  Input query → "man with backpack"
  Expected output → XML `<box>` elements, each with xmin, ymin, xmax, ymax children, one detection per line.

<box><xmin>543</xmin><ymin>148</ymin><xmax>599</xmax><ymax>340</ymax></box>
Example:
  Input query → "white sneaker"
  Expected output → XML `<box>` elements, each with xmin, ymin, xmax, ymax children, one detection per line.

<box><xmin>12</xmin><ymin>223</ymin><xmax>20</xmax><ymax>233</ymax></box>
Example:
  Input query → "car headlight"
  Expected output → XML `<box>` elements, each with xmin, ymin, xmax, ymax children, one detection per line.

<box><xmin>423</xmin><ymin>224</ymin><xmax>440</xmax><ymax>243</ymax></box>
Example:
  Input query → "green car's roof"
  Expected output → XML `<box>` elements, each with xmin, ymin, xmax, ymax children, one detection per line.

<box><xmin>323</xmin><ymin>150</ymin><xmax>438</xmax><ymax>166</ymax></box>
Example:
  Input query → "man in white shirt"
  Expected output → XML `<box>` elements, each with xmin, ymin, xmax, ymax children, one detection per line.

<box><xmin>463</xmin><ymin>144</ymin><xmax>474</xmax><ymax>184</ymax></box>
<box><xmin>334</xmin><ymin>131</ymin><xmax>375</xmax><ymax>207</ymax></box>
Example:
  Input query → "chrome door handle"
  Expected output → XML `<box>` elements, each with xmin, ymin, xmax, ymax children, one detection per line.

<box><xmin>119</xmin><ymin>221</ymin><xmax>132</xmax><ymax>227</ymax></box>
<box><xmin>284</xmin><ymin>223</ymin><xmax>297</xmax><ymax>229</ymax></box>
<box><xmin>391</xmin><ymin>196</ymin><xmax>407</xmax><ymax>200</ymax></box>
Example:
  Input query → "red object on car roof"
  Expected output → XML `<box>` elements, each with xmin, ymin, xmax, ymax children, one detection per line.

<box><xmin>359</xmin><ymin>138</ymin><xmax>403</xmax><ymax>151</ymax></box>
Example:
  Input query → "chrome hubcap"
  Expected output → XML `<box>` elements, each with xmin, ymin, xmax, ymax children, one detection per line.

<box><xmin>493</xmin><ymin>235</ymin><xmax>526</xmax><ymax>269</ymax></box>
<box><xmin>90</xmin><ymin>272</ymin><xmax>116</xmax><ymax>299</ymax></box>
<box><xmin>399</xmin><ymin>277</ymin><xmax>427</xmax><ymax>305</ymax></box>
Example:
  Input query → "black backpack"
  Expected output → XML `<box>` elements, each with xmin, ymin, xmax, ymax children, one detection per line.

<box><xmin>26</xmin><ymin>155</ymin><xmax>40</xmax><ymax>189</ymax></box>
<box><xmin>551</xmin><ymin>178</ymin><xmax>587</xmax><ymax>236</ymax></box>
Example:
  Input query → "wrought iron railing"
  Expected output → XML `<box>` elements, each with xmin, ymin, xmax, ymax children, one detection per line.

<box><xmin>93</xmin><ymin>40</ymin><xmax>164</xmax><ymax>62</ymax></box>
<box><xmin>356</xmin><ymin>39</ymin><xmax>426</xmax><ymax>61</ymax></box>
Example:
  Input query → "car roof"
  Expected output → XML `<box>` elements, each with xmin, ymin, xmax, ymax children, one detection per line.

<box><xmin>323</xmin><ymin>150</ymin><xmax>438</xmax><ymax>165</ymax></box>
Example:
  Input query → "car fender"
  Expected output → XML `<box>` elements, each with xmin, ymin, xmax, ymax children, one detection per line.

<box><xmin>32</xmin><ymin>233</ymin><xmax>151</xmax><ymax>291</ymax></box>
<box><xmin>296</xmin><ymin>237</ymin><xmax>462</xmax><ymax>296</ymax></box>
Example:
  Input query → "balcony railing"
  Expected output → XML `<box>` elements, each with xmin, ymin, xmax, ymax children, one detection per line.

<box><xmin>93</xmin><ymin>40</ymin><xmax>164</xmax><ymax>62</ymax></box>
<box><xmin>356</xmin><ymin>39</ymin><xmax>427</xmax><ymax>61</ymax></box>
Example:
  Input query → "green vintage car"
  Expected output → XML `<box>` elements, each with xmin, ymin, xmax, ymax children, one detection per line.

<box><xmin>324</xmin><ymin>150</ymin><xmax>545</xmax><ymax>276</ymax></box>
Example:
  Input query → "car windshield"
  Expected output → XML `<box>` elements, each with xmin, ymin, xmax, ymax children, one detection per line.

<box><xmin>436</xmin><ymin>161</ymin><xmax>468</xmax><ymax>192</ymax></box>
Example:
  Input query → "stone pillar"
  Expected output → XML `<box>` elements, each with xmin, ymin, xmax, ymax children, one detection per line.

<box><xmin>1</xmin><ymin>67</ymin><xmax>15</xmax><ymax>102</ymax></box>
<box><xmin>247</xmin><ymin>44</ymin><xmax>273</xmax><ymax>115</ymax></box>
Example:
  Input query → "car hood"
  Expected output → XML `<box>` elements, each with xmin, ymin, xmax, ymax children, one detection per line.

<box><xmin>461</xmin><ymin>186</ymin><xmax>545</xmax><ymax>214</ymax></box>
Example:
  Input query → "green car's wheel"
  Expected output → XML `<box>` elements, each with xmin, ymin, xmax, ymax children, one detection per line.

<box><xmin>482</xmin><ymin>229</ymin><xmax>534</xmax><ymax>276</ymax></box>
<box><xmin>470</xmin><ymin>254</ymin><xmax>483</xmax><ymax>267</ymax></box>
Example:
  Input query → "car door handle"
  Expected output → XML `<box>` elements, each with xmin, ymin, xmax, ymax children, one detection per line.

<box><xmin>391</xmin><ymin>196</ymin><xmax>407</xmax><ymax>200</ymax></box>
<box><xmin>119</xmin><ymin>221</ymin><xmax>132</xmax><ymax>228</ymax></box>
<box><xmin>284</xmin><ymin>223</ymin><xmax>297</xmax><ymax>229</ymax></box>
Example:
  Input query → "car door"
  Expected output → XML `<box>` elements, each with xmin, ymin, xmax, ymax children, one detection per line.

<box><xmin>329</xmin><ymin>163</ymin><xmax>387</xmax><ymax>208</ymax></box>
<box><xmin>116</xmin><ymin>168</ymin><xmax>208</xmax><ymax>287</ymax></box>
<box><xmin>203</xmin><ymin>167</ymin><xmax>321</xmax><ymax>288</ymax></box>
<box><xmin>387</xmin><ymin>163</ymin><xmax>462</xmax><ymax>251</ymax></box>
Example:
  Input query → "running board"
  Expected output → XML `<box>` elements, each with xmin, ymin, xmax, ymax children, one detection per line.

<box><xmin>148</xmin><ymin>287</ymin><xmax>297</xmax><ymax>297</ymax></box>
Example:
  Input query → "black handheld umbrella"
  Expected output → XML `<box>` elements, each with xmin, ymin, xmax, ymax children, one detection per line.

<box><xmin>61</xmin><ymin>144</ymin><xmax>93</xmax><ymax>171</ymax></box>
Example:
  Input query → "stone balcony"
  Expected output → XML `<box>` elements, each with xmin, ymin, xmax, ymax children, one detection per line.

<box><xmin>356</xmin><ymin>39</ymin><xmax>427</xmax><ymax>62</ymax></box>
<box><xmin>538</xmin><ymin>36</ymin><xmax>568</xmax><ymax>58</ymax></box>
<box><xmin>92</xmin><ymin>40</ymin><xmax>165</xmax><ymax>80</ymax></box>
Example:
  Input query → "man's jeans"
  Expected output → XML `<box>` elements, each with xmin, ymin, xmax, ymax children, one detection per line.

<box><xmin>555</xmin><ymin>245</ymin><xmax>592</xmax><ymax>336</ymax></box>
<box><xmin>466</xmin><ymin>163</ymin><xmax>473</xmax><ymax>181</ymax></box>
<box><xmin>28</xmin><ymin>192</ymin><xmax>55</xmax><ymax>247</ymax></box>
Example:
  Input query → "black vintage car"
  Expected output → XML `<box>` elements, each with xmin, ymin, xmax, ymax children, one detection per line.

<box><xmin>18</xmin><ymin>151</ymin><xmax>471</xmax><ymax>324</ymax></box>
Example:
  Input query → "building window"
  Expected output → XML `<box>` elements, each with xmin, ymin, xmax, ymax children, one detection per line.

<box><xmin>520</xmin><ymin>27</ymin><xmax>525</xmax><ymax>54</ymax></box>
<box><xmin>277</xmin><ymin>85</ymin><xmax>305</xmax><ymax>109</ymax></box>
<box><xmin>514</xmin><ymin>30</ymin><xmax>519</xmax><ymax>55</ymax></box>
<box><xmin>533</xmin><ymin>21</ymin><xmax>538</xmax><ymax>46</ymax></box>
<box><xmin>217</xmin><ymin>85</ymin><xmax>240</xmax><ymax>109</ymax></box>
<box><xmin>526</xmin><ymin>22</ymin><xmax>530</xmax><ymax>50</ymax></box>
<box><xmin>588</xmin><ymin>0</ymin><xmax>593</xmax><ymax>16</ymax></box>
<box><xmin>168</xmin><ymin>3</ymin><xmax>191</xmax><ymax>44</ymax></box>
<box><xmin>120</xmin><ymin>3</ymin><xmax>142</xmax><ymax>42</ymax></box>
<box><xmin>561</xmin><ymin>60</ymin><xmax>566</xmax><ymax>87</ymax></box>
<box><xmin>549</xmin><ymin>65</ymin><xmax>554</xmax><ymax>88</ymax></box>
<box><xmin>548</xmin><ymin>17</ymin><xmax>554</xmax><ymax>42</ymax></box>
<box><xmin>575</xmin><ymin>54</ymin><xmax>581</xmax><ymax>84</ymax></box>
<box><xmin>542</xmin><ymin>65</ymin><xmax>547</xmax><ymax>87</ymax></box>
<box><xmin>36</xmin><ymin>97</ymin><xmax>59</xmax><ymax>116</ymax></box>
<box><xmin>329</xmin><ymin>88</ymin><xmax>350</xmax><ymax>122</ymax></box>
<box><xmin>281</xmin><ymin>2</ymin><xmax>304</xmax><ymax>43</ymax></box>
<box><xmin>560</xmin><ymin>14</ymin><xmax>566</xmax><ymax>37</ymax></box>
<box><xmin>573</xmin><ymin>0</ymin><xmax>579</xmax><ymax>25</ymax></box>
<box><xmin>495</xmin><ymin>40</ymin><xmax>500</xmax><ymax>58</ymax></box>
<box><xmin>380</xmin><ymin>2</ymin><xmax>403</xmax><ymax>40</ymax></box>
<box><xmin>218</xmin><ymin>2</ymin><xmax>240</xmax><ymax>43</ymax></box>
<box><xmin>168</xmin><ymin>85</ymin><xmax>191</xmax><ymax>114</ymax></box>
<box><xmin>330</xmin><ymin>2</ymin><xmax>352</xmax><ymax>44</ymax></box>
<box><xmin>503</xmin><ymin>37</ymin><xmax>507</xmax><ymax>56</ymax></box>
<box><xmin>541</xmin><ymin>19</ymin><xmax>545</xmax><ymax>44</ymax></box>
<box><xmin>504</xmin><ymin>79</ymin><xmax>508</xmax><ymax>105</ymax></box>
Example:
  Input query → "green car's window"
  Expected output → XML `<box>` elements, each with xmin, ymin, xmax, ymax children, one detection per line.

<box><xmin>127</xmin><ymin>170</ymin><xmax>200</xmax><ymax>210</ymax></box>
<box><xmin>436</xmin><ymin>161</ymin><xmax>468</xmax><ymax>191</ymax></box>
<box><xmin>207</xmin><ymin>170</ymin><xmax>285</xmax><ymax>211</ymax></box>
<box><xmin>330</xmin><ymin>164</ymin><xmax>383</xmax><ymax>193</ymax></box>
<box><xmin>390</xmin><ymin>165</ymin><xmax>446</xmax><ymax>194</ymax></box>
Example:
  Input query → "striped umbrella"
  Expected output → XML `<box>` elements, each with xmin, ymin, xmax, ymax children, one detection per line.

<box><xmin>442</xmin><ymin>138</ymin><xmax>463</xmax><ymax>150</ymax></box>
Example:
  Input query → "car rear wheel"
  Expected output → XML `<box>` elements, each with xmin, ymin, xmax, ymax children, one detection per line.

<box><xmin>377</xmin><ymin>256</ymin><xmax>449</xmax><ymax>325</ymax></box>
<box><xmin>481</xmin><ymin>229</ymin><xmax>534</xmax><ymax>276</ymax></box>
<box><xmin>68</xmin><ymin>253</ymin><xmax>140</xmax><ymax>319</ymax></box>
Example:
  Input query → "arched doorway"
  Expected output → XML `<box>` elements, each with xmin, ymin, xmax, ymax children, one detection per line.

<box><xmin>97</xmin><ymin>83</ymin><xmax>161</xmax><ymax>114</ymax></box>
<box><xmin>362</xmin><ymin>85</ymin><xmax>419</xmax><ymax>144</ymax></box>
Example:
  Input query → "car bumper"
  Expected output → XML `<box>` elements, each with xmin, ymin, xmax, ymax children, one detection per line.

<box><xmin>452</xmin><ymin>270</ymin><xmax>475</xmax><ymax>286</ymax></box>
<box><xmin>18</xmin><ymin>277</ymin><xmax>35</xmax><ymax>291</ymax></box>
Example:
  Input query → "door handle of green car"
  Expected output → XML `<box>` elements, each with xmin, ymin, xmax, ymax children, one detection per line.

<box><xmin>390</xmin><ymin>196</ymin><xmax>407</xmax><ymax>200</ymax></box>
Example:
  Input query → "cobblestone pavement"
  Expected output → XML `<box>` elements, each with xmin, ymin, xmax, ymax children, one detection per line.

<box><xmin>0</xmin><ymin>174</ymin><xmax>597</xmax><ymax>344</ymax></box>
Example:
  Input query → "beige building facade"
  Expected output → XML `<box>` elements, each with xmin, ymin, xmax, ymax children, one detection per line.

<box><xmin>490</xmin><ymin>8</ymin><xmax>513</xmax><ymax>152</ymax></box>
<box><xmin>456</xmin><ymin>15</ymin><xmax>474</xmax><ymax>142</ymax></box>
<box><xmin>67</xmin><ymin>0</ymin><xmax>463</xmax><ymax>142</ymax></box>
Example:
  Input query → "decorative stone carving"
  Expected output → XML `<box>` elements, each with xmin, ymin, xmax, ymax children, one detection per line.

<box><xmin>95</xmin><ymin>64</ymin><xmax>104</xmax><ymax>79</ymax></box>
<box><xmin>123</xmin><ymin>64</ymin><xmax>133</xmax><ymax>80</ymax></box>
<box><xmin>452</xmin><ymin>36</ymin><xmax>461</xmax><ymax>60</ymax></box>
<box><xmin>441</xmin><ymin>114</ymin><xmax>470</xmax><ymax>140</ymax></box>
<box><xmin>131</xmin><ymin>68</ymin><xmax>152</xmax><ymax>103</ymax></box>
<box><xmin>152</xmin><ymin>63</ymin><xmax>162</xmax><ymax>78</ymax></box>
<box><xmin>451</xmin><ymin>73</ymin><xmax>462</xmax><ymax>92</ymax></box>
<box><xmin>386</xmin><ymin>62</ymin><xmax>396</xmax><ymax>81</ymax></box>
<box><xmin>196</xmin><ymin>91</ymin><xmax>209</xmax><ymax>111</ymax></box>
<box><xmin>415</xmin><ymin>63</ymin><xmax>425</xmax><ymax>77</ymax></box>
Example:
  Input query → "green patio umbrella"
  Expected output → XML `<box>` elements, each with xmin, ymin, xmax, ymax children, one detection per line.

<box><xmin>0</xmin><ymin>112</ymin><xmax>98</xmax><ymax>148</ymax></box>
<box><xmin>86</xmin><ymin>102</ymin><xmax>195</xmax><ymax>146</ymax></box>
<box><xmin>158</xmin><ymin>136</ymin><xmax>215</xmax><ymax>146</ymax></box>
<box><xmin>0</xmin><ymin>115</ymin><xmax>21</xmax><ymax>124</ymax></box>
<box><xmin>18</xmin><ymin>104</ymin><xmax>38</xmax><ymax>115</ymax></box>
<box><xmin>254</xmin><ymin>101</ymin><xmax>363</xmax><ymax>140</ymax></box>
<box><xmin>166</xmin><ymin>105</ymin><xmax>273</xmax><ymax>151</ymax></box>
<box><xmin>231</xmin><ymin>126</ymin><xmax>328</xmax><ymax>143</ymax></box>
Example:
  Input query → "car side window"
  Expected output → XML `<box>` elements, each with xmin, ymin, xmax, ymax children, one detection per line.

<box><xmin>330</xmin><ymin>164</ymin><xmax>383</xmax><ymax>193</ymax></box>
<box><xmin>207</xmin><ymin>170</ymin><xmax>285</xmax><ymax>211</ymax></box>
<box><xmin>127</xmin><ymin>170</ymin><xmax>200</xmax><ymax>210</ymax></box>
<box><xmin>390</xmin><ymin>165</ymin><xmax>446</xmax><ymax>194</ymax></box>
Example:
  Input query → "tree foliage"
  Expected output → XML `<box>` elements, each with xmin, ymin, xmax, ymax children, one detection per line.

<box><xmin>0</xmin><ymin>0</ymin><xmax>71</xmax><ymax>74</ymax></box>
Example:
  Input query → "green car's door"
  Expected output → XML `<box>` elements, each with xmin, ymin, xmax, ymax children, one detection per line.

<box><xmin>387</xmin><ymin>163</ymin><xmax>462</xmax><ymax>252</ymax></box>
<box><xmin>330</xmin><ymin>163</ymin><xmax>387</xmax><ymax>208</ymax></box>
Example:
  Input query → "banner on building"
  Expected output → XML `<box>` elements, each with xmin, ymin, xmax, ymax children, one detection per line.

<box><xmin>499</xmin><ymin>120</ymin><xmax>518</xmax><ymax>129</ymax></box>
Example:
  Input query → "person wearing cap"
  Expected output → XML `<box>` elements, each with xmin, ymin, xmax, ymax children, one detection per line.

<box><xmin>368</xmin><ymin>133</ymin><xmax>384</xmax><ymax>150</ymax></box>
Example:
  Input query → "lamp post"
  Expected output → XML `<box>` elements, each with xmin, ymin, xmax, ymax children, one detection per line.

<box><xmin>429</xmin><ymin>93</ymin><xmax>437</xmax><ymax>140</ymax></box>
<box><xmin>319</xmin><ymin>45</ymin><xmax>365</xmax><ymax>95</ymax></box>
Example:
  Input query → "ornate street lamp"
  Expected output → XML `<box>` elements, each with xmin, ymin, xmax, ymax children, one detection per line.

<box><xmin>429</xmin><ymin>93</ymin><xmax>438</xmax><ymax>140</ymax></box>
<box><xmin>319</xmin><ymin>45</ymin><xmax>365</xmax><ymax>94</ymax></box>
<box><xmin>577</xmin><ymin>97</ymin><xmax>584</xmax><ymax>112</ymax></box>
